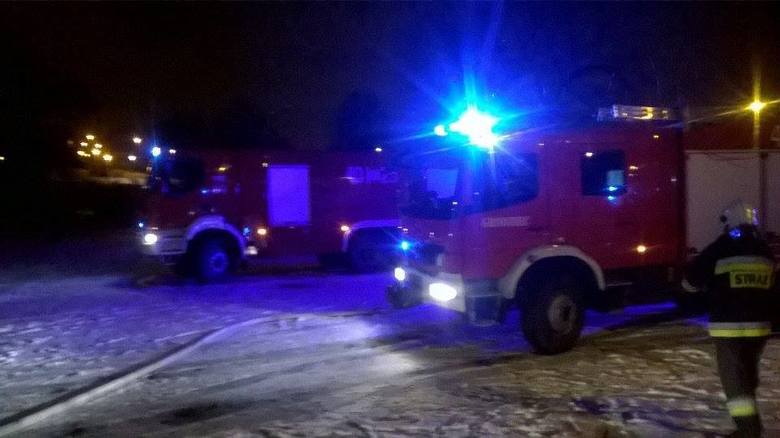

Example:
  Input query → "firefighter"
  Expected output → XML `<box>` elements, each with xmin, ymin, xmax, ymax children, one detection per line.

<box><xmin>685</xmin><ymin>202</ymin><xmax>776</xmax><ymax>437</ymax></box>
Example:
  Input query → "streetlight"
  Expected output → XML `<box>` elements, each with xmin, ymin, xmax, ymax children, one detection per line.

<box><xmin>85</xmin><ymin>134</ymin><xmax>95</xmax><ymax>141</ymax></box>
<box><xmin>747</xmin><ymin>100</ymin><xmax>766</xmax><ymax>114</ymax></box>
<box><xmin>79</xmin><ymin>142</ymin><xmax>88</xmax><ymax>147</ymax></box>
<box><xmin>128</xmin><ymin>154</ymin><xmax>137</xmax><ymax>162</ymax></box>
<box><xmin>168</xmin><ymin>148</ymin><xmax>177</xmax><ymax>155</ymax></box>
<box><xmin>132</xmin><ymin>137</ymin><xmax>143</xmax><ymax>144</ymax></box>
<box><xmin>103</xmin><ymin>154</ymin><xmax>113</xmax><ymax>162</ymax></box>
<box><xmin>91</xmin><ymin>148</ymin><xmax>101</xmax><ymax>156</ymax></box>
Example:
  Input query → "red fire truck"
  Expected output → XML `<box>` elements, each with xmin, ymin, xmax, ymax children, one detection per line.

<box><xmin>388</xmin><ymin>105</ymin><xmax>780</xmax><ymax>354</ymax></box>
<box><xmin>138</xmin><ymin>149</ymin><xmax>400</xmax><ymax>281</ymax></box>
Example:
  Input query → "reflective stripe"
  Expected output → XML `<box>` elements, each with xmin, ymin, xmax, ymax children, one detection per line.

<box><xmin>715</xmin><ymin>256</ymin><xmax>775</xmax><ymax>289</ymax></box>
<box><xmin>727</xmin><ymin>397</ymin><xmax>757</xmax><ymax>417</ymax></box>
<box><xmin>709</xmin><ymin>322</ymin><xmax>771</xmax><ymax>338</ymax></box>
<box><xmin>714</xmin><ymin>256</ymin><xmax>774</xmax><ymax>275</ymax></box>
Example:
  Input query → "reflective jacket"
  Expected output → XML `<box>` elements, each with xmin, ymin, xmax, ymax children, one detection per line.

<box><xmin>687</xmin><ymin>227</ymin><xmax>777</xmax><ymax>338</ymax></box>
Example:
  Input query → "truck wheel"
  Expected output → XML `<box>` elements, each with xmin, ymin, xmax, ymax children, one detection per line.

<box><xmin>521</xmin><ymin>274</ymin><xmax>585</xmax><ymax>355</ymax></box>
<box><xmin>349</xmin><ymin>235</ymin><xmax>387</xmax><ymax>273</ymax></box>
<box><xmin>193</xmin><ymin>238</ymin><xmax>234</xmax><ymax>283</ymax></box>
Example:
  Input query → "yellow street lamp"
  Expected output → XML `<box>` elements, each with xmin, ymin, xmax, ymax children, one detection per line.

<box><xmin>103</xmin><ymin>154</ymin><xmax>113</xmax><ymax>162</ymax></box>
<box><xmin>747</xmin><ymin>100</ymin><xmax>766</xmax><ymax>114</ymax></box>
<box><xmin>132</xmin><ymin>137</ymin><xmax>143</xmax><ymax>144</ymax></box>
<box><xmin>91</xmin><ymin>148</ymin><xmax>101</xmax><ymax>156</ymax></box>
<box><xmin>79</xmin><ymin>142</ymin><xmax>88</xmax><ymax>147</ymax></box>
<box><xmin>85</xmin><ymin>134</ymin><xmax>95</xmax><ymax>141</ymax></box>
<box><xmin>94</xmin><ymin>143</ymin><xmax>103</xmax><ymax>149</ymax></box>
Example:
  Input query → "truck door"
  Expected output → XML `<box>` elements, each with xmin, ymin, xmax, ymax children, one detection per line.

<box><xmin>571</xmin><ymin>146</ymin><xmax>640</xmax><ymax>269</ymax></box>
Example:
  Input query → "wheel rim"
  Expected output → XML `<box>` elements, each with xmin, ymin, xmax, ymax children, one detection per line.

<box><xmin>547</xmin><ymin>294</ymin><xmax>577</xmax><ymax>334</ymax></box>
<box><xmin>208</xmin><ymin>252</ymin><xmax>229</xmax><ymax>274</ymax></box>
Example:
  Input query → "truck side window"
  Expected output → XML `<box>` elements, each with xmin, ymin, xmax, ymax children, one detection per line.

<box><xmin>471</xmin><ymin>153</ymin><xmax>539</xmax><ymax>211</ymax></box>
<box><xmin>581</xmin><ymin>150</ymin><xmax>626</xmax><ymax>196</ymax></box>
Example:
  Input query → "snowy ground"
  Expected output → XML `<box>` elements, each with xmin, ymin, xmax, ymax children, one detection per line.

<box><xmin>1</xmin><ymin>243</ymin><xmax>779</xmax><ymax>437</ymax></box>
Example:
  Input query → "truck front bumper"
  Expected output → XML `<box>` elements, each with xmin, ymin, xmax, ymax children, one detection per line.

<box><xmin>139</xmin><ymin>228</ymin><xmax>187</xmax><ymax>261</ymax></box>
<box><xmin>387</xmin><ymin>267</ymin><xmax>503</xmax><ymax>324</ymax></box>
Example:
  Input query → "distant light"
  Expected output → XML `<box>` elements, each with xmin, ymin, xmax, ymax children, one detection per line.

<box><xmin>94</xmin><ymin>143</ymin><xmax>103</xmax><ymax>149</ymax></box>
<box><xmin>137</xmin><ymin>222</ymin><xmax>145</xmax><ymax>229</ymax></box>
<box><xmin>261</xmin><ymin>162</ymin><xmax>269</xmax><ymax>168</ymax></box>
<box><xmin>80</xmin><ymin>142</ymin><xmax>88</xmax><ymax>147</ymax></box>
<box><xmin>151</xmin><ymin>146</ymin><xmax>161</xmax><ymax>157</ymax></box>
<box><xmin>652</xmin><ymin>134</ymin><xmax>660</xmax><ymax>140</ymax></box>
<box><xmin>629</xmin><ymin>165</ymin><xmax>639</xmax><ymax>171</ymax></box>
<box><xmin>168</xmin><ymin>148</ymin><xmax>176</xmax><ymax>155</ymax></box>
<box><xmin>394</xmin><ymin>267</ymin><xmax>406</xmax><ymax>282</ymax></box>
<box><xmin>429</xmin><ymin>282</ymin><xmax>457</xmax><ymax>302</ymax></box>
<box><xmin>76</xmin><ymin>150</ymin><xmax>89</xmax><ymax>157</ymax></box>
<box><xmin>127</xmin><ymin>154</ymin><xmax>137</xmax><ymax>162</ymax></box>
<box><xmin>607</xmin><ymin>185</ymin><xmax>619</xmax><ymax>192</ymax></box>
<box><xmin>85</xmin><ymin>134</ymin><xmax>95</xmax><ymax>141</ymax></box>
<box><xmin>636</xmin><ymin>244</ymin><xmax>648</xmax><ymax>254</ymax></box>
<box><xmin>102</xmin><ymin>154</ymin><xmax>113</xmax><ymax>162</ymax></box>
<box><xmin>67</xmin><ymin>140</ymin><xmax>74</xmax><ymax>145</ymax></box>
<box><xmin>340</xmin><ymin>224</ymin><xmax>351</xmax><ymax>233</ymax></box>
<box><xmin>400</xmin><ymin>240</ymin><xmax>410</xmax><ymax>251</ymax></box>
<box><xmin>448</xmin><ymin>107</ymin><xmax>499</xmax><ymax>149</ymax></box>
<box><xmin>433</xmin><ymin>124</ymin><xmax>448</xmax><ymax>137</ymax></box>
<box><xmin>607</xmin><ymin>195</ymin><xmax>617</xmax><ymax>202</ymax></box>
<box><xmin>245</xmin><ymin>245</ymin><xmax>259</xmax><ymax>256</ymax></box>
<box><xmin>91</xmin><ymin>148</ymin><xmax>101</xmax><ymax>156</ymax></box>
<box><xmin>729</xmin><ymin>228</ymin><xmax>742</xmax><ymax>239</ymax></box>
<box><xmin>374</xmin><ymin>146</ymin><xmax>383</xmax><ymax>153</ymax></box>
<box><xmin>256</xmin><ymin>227</ymin><xmax>268</xmax><ymax>237</ymax></box>
<box><xmin>585</xmin><ymin>152</ymin><xmax>594</xmax><ymax>158</ymax></box>
<box><xmin>218</xmin><ymin>166</ymin><xmax>228</xmax><ymax>172</ymax></box>
<box><xmin>132</xmin><ymin>137</ymin><xmax>143</xmax><ymax>144</ymax></box>
<box><xmin>0</xmin><ymin>156</ymin><xmax>5</xmax><ymax>161</ymax></box>
<box><xmin>143</xmin><ymin>233</ymin><xmax>158</xmax><ymax>245</ymax></box>
<box><xmin>747</xmin><ymin>100</ymin><xmax>766</xmax><ymax>114</ymax></box>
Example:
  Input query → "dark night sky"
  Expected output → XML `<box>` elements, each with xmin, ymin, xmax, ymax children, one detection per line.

<box><xmin>1</xmin><ymin>2</ymin><xmax>779</xmax><ymax>152</ymax></box>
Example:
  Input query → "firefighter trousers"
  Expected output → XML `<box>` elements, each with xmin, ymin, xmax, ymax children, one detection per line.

<box><xmin>714</xmin><ymin>337</ymin><xmax>767</xmax><ymax>437</ymax></box>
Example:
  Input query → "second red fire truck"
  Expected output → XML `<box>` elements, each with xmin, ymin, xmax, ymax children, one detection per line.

<box><xmin>389</xmin><ymin>105</ymin><xmax>780</xmax><ymax>354</ymax></box>
<box><xmin>139</xmin><ymin>149</ymin><xmax>400</xmax><ymax>281</ymax></box>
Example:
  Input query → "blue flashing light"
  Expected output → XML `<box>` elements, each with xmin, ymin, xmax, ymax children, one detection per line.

<box><xmin>137</xmin><ymin>221</ymin><xmax>144</xmax><ymax>229</ymax></box>
<box><xmin>607</xmin><ymin>185</ymin><xmax>619</xmax><ymax>192</ymax></box>
<box><xmin>400</xmin><ymin>240</ymin><xmax>411</xmax><ymax>251</ymax></box>
<box><xmin>200</xmin><ymin>188</ymin><xmax>209</xmax><ymax>195</ymax></box>
<box><xmin>242</xmin><ymin>226</ymin><xmax>251</xmax><ymax>236</ymax></box>
<box><xmin>607</xmin><ymin>195</ymin><xmax>617</xmax><ymax>202</ymax></box>
<box><xmin>433</xmin><ymin>124</ymin><xmax>448</xmax><ymax>137</ymax></box>
<box><xmin>151</xmin><ymin>146</ymin><xmax>162</xmax><ymax>157</ymax></box>
<box><xmin>447</xmin><ymin>107</ymin><xmax>499</xmax><ymax>149</ymax></box>
<box><xmin>729</xmin><ymin>227</ymin><xmax>742</xmax><ymax>239</ymax></box>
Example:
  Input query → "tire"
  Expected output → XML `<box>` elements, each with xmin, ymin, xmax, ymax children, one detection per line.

<box><xmin>193</xmin><ymin>238</ymin><xmax>234</xmax><ymax>283</ymax></box>
<box><xmin>521</xmin><ymin>274</ymin><xmax>585</xmax><ymax>355</ymax></box>
<box><xmin>349</xmin><ymin>234</ymin><xmax>390</xmax><ymax>273</ymax></box>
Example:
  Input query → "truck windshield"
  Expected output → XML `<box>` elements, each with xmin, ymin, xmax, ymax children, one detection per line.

<box><xmin>148</xmin><ymin>157</ymin><xmax>206</xmax><ymax>196</ymax></box>
<box><xmin>400</xmin><ymin>151</ymin><xmax>462</xmax><ymax>220</ymax></box>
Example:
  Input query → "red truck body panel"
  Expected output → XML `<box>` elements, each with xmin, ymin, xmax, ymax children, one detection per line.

<box><xmin>141</xmin><ymin>149</ymin><xmax>399</xmax><ymax>258</ymax></box>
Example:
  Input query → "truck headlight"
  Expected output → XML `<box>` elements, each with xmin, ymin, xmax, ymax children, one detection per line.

<box><xmin>429</xmin><ymin>282</ymin><xmax>457</xmax><ymax>302</ymax></box>
<box><xmin>394</xmin><ymin>267</ymin><xmax>406</xmax><ymax>282</ymax></box>
<box><xmin>143</xmin><ymin>233</ymin><xmax>159</xmax><ymax>245</ymax></box>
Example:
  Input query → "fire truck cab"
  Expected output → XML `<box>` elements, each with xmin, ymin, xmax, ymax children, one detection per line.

<box><xmin>139</xmin><ymin>149</ymin><xmax>400</xmax><ymax>281</ymax></box>
<box><xmin>389</xmin><ymin>107</ymin><xmax>686</xmax><ymax>354</ymax></box>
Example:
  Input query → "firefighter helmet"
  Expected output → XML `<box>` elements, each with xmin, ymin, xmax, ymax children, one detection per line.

<box><xmin>719</xmin><ymin>201</ymin><xmax>759</xmax><ymax>231</ymax></box>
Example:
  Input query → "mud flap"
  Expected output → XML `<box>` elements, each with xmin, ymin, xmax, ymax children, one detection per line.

<box><xmin>466</xmin><ymin>293</ymin><xmax>502</xmax><ymax>326</ymax></box>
